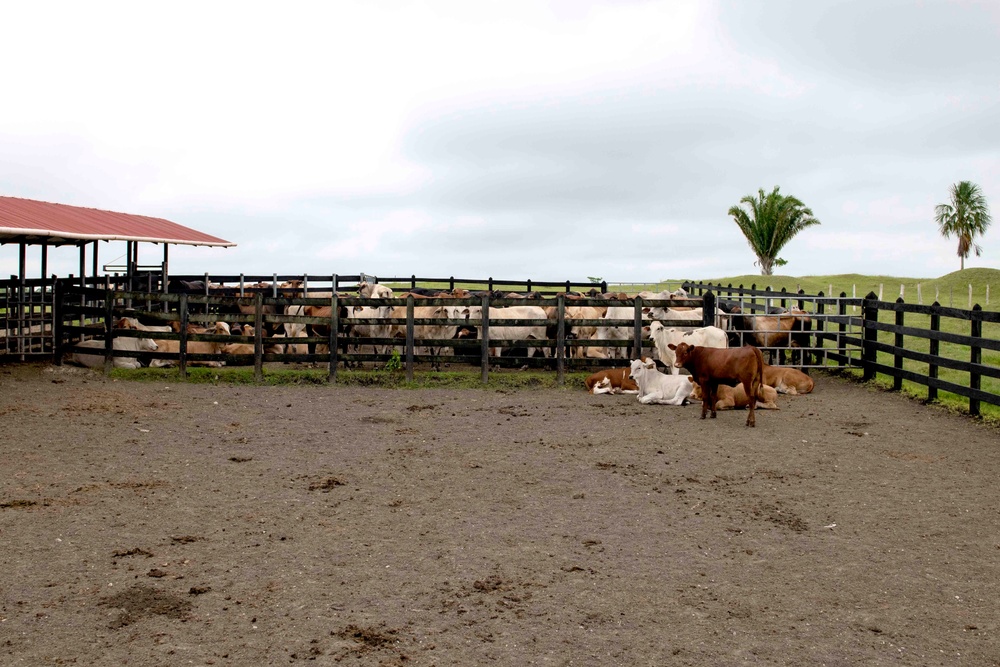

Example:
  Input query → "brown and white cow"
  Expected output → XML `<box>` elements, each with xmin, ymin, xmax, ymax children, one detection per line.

<box><xmin>585</xmin><ymin>368</ymin><xmax>639</xmax><ymax>394</ymax></box>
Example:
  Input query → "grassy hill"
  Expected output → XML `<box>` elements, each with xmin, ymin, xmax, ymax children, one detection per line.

<box><xmin>655</xmin><ymin>268</ymin><xmax>1000</xmax><ymax>309</ymax></box>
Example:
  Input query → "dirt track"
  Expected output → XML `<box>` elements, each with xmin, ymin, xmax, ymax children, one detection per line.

<box><xmin>1</xmin><ymin>362</ymin><xmax>999</xmax><ymax>665</ymax></box>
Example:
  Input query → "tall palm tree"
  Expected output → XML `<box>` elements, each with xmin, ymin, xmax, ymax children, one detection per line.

<box><xmin>728</xmin><ymin>186</ymin><xmax>821</xmax><ymax>276</ymax></box>
<box><xmin>935</xmin><ymin>181</ymin><xmax>992</xmax><ymax>271</ymax></box>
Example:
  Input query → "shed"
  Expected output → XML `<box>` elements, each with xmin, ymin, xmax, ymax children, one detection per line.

<box><xmin>1</xmin><ymin>196</ymin><xmax>234</xmax><ymax>358</ymax></box>
<box><xmin>0</xmin><ymin>195</ymin><xmax>235</xmax><ymax>284</ymax></box>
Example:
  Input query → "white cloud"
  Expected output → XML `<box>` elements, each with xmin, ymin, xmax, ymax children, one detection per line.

<box><xmin>1</xmin><ymin>1</ymin><xmax>998</xmax><ymax>282</ymax></box>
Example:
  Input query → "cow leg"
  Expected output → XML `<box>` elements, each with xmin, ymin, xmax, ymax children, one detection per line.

<box><xmin>698</xmin><ymin>381</ymin><xmax>710</xmax><ymax>419</ymax></box>
<box><xmin>743</xmin><ymin>379</ymin><xmax>757</xmax><ymax>427</ymax></box>
<box><xmin>708</xmin><ymin>382</ymin><xmax>719</xmax><ymax>419</ymax></box>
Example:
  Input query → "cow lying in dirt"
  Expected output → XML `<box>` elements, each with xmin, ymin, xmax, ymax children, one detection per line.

<box><xmin>763</xmin><ymin>364</ymin><xmax>814</xmax><ymax>395</ymax></box>
<box><xmin>688</xmin><ymin>377</ymin><xmax>780</xmax><ymax>410</ymax></box>
<box><xmin>628</xmin><ymin>358</ymin><xmax>695</xmax><ymax>405</ymax></box>
<box><xmin>65</xmin><ymin>336</ymin><xmax>158</xmax><ymax>369</ymax></box>
<box><xmin>585</xmin><ymin>368</ymin><xmax>639</xmax><ymax>394</ymax></box>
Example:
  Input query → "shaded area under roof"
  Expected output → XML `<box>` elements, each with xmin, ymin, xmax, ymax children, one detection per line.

<box><xmin>0</xmin><ymin>196</ymin><xmax>235</xmax><ymax>247</ymax></box>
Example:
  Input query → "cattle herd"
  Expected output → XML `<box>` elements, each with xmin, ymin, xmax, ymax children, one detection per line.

<box><xmin>66</xmin><ymin>280</ymin><xmax>816</xmax><ymax>424</ymax></box>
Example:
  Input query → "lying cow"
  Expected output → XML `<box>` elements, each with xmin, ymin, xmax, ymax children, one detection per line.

<box><xmin>65</xmin><ymin>336</ymin><xmax>158</xmax><ymax>369</ymax></box>
<box><xmin>628</xmin><ymin>358</ymin><xmax>695</xmax><ymax>405</ymax></box>
<box><xmin>689</xmin><ymin>377</ymin><xmax>779</xmax><ymax>410</ymax></box>
<box><xmin>762</xmin><ymin>363</ymin><xmax>815</xmax><ymax>395</ymax></box>
<box><xmin>669</xmin><ymin>342</ymin><xmax>764</xmax><ymax>426</ymax></box>
<box><xmin>648</xmin><ymin>321</ymin><xmax>728</xmax><ymax>375</ymax></box>
<box><xmin>150</xmin><ymin>321</ymin><xmax>231</xmax><ymax>368</ymax></box>
<box><xmin>585</xmin><ymin>368</ymin><xmax>639</xmax><ymax>394</ymax></box>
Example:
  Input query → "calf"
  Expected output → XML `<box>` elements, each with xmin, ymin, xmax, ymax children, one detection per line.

<box><xmin>689</xmin><ymin>377</ymin><xmax>779</xmax><ymax>410</ymax></box>
<box><xmin>668</xmin><ymin>342</ymin><xmax>764</xmax><ymax>426</ymax></box>
<box><xmin>585</xmin><ymin>368</ymin><xmax>639</xmax><ymax>395</ymax></box>
<box><xmin>762</xmin><ymin>363</ymin><xmax>815</xmax><ymax>395</ymax></box>
<box><xmin>628</xmin><ymin>358</ymin><xmax>695</xmax><ymax>405</ymax></box>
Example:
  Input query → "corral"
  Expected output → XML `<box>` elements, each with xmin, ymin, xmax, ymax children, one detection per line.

<box><xmin>2</xmin><ymin>362</ymin><xmax>998</xmax><ymax>665</ymax></box>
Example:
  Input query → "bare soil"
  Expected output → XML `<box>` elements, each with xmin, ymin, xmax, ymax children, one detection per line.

<box><xmin>1</xmin><ymin>362</ymin><xmax>999</xmax><ymax>666</ymax></box>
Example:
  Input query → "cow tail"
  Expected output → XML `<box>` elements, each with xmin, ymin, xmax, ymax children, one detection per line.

<box><xmin>752</xmin><ymin>345</ymin><xmax>764</xmax><ymax>399</ymax></box>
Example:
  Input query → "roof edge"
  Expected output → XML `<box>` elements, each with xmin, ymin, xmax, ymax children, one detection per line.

<box><xmin>0</xmin><ymin>226</ymin><xmax>236</xmax><ymax>248</ymax></box>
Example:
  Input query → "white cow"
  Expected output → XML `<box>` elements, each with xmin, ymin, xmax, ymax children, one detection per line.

<box><xmin>595</xmin><ymin>306</ymin><xmax>635</xmax><ymax>360</ymax></box>
<box><xmin>66</xmin><ymin>336</ymin><xmax>158</xmax><ymax>369</ymax></box>
<box><xmin>450</xmin><ymin>305</ymin><xmax>550</xmax><ymax>358</ymax></box>
<box><xmin>648</xmin><ymin>322</ymin><xmax>729</xmax><ymax>375</ymax></box>
<box><xmin>358</xmin><ymin>281</ymin><xmax>393</xmax><ymax>299</ymax></box>
<box><xmin>347</xmin><ymin>304</ymin><xmax>394</xmax><ymax>355</ymax></box>
<box><xmin>628</xmin><ymin>358</ymin><xmax>695</xmax><ymax>405</ymax></box>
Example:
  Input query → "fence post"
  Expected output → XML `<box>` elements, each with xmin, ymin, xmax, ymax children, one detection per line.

<box><xmin>838</xmin><ymin>293</ymin><xmax>847</xmax><ymax>368</ymax></box>
<box><xmin>633</xmin><ymin>296</ymin><xmax>644</xmax><ymax>360</ymax></box>
<box><xmin>179</xmin><ymin>293</ymin><xmax>189</xmax><ymax>380</ymax></box>
<box><xmin>254</xmin><ymin>292</ymin><xmax>264</xmax><ymax>383</ymax></box>
<box><xmin>411</xmin><ymin>275</ymin><xmax>417</xmax><ymax>290</ymax></box>
<box><xmin>600</xmin><ymin>280</ymin><xmax>607</xmax><ymax>294</ymax></box>
<box><xmin>970</xmin><ymin>305</ymin><xmax>982</xmax><ymax>416</ymax></box>
<box><xmin>480</xmin><ymin>294</ymin><xmax>490</xmax><ymax>384</ymax></box>
<box><xmin>52</xmin><ymin>280</ymin><xmax>64</xmax><ymax>365</ymax></box>
<box><xmin>927</xmin><ymin>302</ymin><xmax>940</xmax><ymax>403</ymax></box>
<box><xmin>815</xmin><ymin>291</ymin><xmax>825</xmax><ymax>365</ymax></box>
<box><xmin>862</xmin><ymin>291</ymin><xmax>878</xmax><ymax>382</ymax></box>
<box><xmin>892</xmin><ymin>297</ymin><xmax>904</xmax><ymax>391</ymax></box>
<box><xmin>103</xmin><ymin>289</ymin><xmax>114</xmax><ymax>376</ymax></box>
<box><xmin>329</xmin><ymin>293</ymin><xmax>338</xmax><ymax>382</ymax></box>
<box><xmin>449</xmin><ymin>276</ymin><xmax>455</xmax><ymax>291</ymax></box>
<box><xmin>556</xmin><ymin>293</ymin><xmax>566</xmax><ymax>386</ymax></box>
<box><xmin>406</xmin><ymin>295</ymin><xmax>415</xmax><ymax>382</ymax></box>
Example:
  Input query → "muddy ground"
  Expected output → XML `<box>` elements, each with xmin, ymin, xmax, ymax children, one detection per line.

<box><xmin>1</xmin><ymin>362</ymin><xmax>998</xmax><ymax>666</ymax></box>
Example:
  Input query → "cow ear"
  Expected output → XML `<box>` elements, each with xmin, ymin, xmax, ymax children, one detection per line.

<box><xmin>667</xmin><ymin>343</ymin><xmax>676</xmax><ymax>350</ymax></box>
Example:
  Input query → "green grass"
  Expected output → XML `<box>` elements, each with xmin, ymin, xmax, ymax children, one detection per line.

<box><xmin>112</xmin><ymin>366</ymin><xmax>592</xmax><ymax>391</ymax></box>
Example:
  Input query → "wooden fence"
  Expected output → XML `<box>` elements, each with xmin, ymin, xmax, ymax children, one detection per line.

<box><xmin>684</xmin><ymin>282</ymin><xmax>1000</xmax><ymax>416</ymax></box>
<box><xmin>23</xmin><ymin>275</ymin><xmax>1000</xmax><ymax>418</ymax></box>
<box><xmin>54</xmin><ymin>284</ymin><xmax>711</xmax><ymax>383</ymax></box>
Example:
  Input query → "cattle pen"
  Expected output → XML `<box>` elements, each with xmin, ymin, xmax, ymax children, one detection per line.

<box><xmin>36</xmin><ymin>274</ymin><xmax>1000</xmax><ymax>419</ymax></box>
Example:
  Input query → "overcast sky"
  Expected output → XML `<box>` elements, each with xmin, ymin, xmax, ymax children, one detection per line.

<box><xmin>2</xmin><ymin>0</ymin><xmax>998</xmax><ymax>283</ymax></box>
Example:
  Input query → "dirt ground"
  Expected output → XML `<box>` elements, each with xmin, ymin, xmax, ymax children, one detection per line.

<box><xmin>1</xmin><ymin>362</ymin><xmax>998</xmax><ymax>666</ymax></box>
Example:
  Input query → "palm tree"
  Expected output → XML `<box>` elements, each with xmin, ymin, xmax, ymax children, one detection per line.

<box><xmin>935</xmin><ymin>181</ymin><xmax>992</xmax><ymax>271</ymax></box>
<box><xmin>728</xmin><ymin>186</ymin><xmax>821</xmax><ymax>276</ymax></box>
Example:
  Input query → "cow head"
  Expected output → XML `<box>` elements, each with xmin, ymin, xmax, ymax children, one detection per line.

<box><xmin>667</xmin><ymin>341</ymin><xmax>695</xmax><ymax>368</ymax></box>
<box><xmin>628</xmin><ymin>357</ymin><xmax>656</xmax><ymax>381</ymax></box>
<box><xmin>687</xmin><ymin>376</ymin><xmax>702</xmax><ymax>400</ymax></box>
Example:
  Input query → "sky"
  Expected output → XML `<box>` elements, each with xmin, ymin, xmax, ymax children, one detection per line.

<box><xmin>2</xmin><ymin>0</ymin><xmax>998</xmax><ymax>283</ymax></box>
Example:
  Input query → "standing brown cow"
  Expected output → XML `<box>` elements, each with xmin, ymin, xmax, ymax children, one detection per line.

<box><xmin>668</xmin><ymin>342</ymin><xmax>764</xmax><ymax>427</ymax></box>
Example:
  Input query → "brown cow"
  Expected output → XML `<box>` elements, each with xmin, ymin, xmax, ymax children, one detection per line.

<box><xmin>668</xmin><ymin>342</ymin><xmax>764</xmax><ymax>427</ymax></box>
<box><xmin>689</xmin><ymin>377</ymin><xmax>779</xmax><ymax>410</ymax></box>
<box><xmin>762</xmin><ymin>363</ymin><xmax>814</xmax><ymax>395</ymax></box>
<box><xmin>584</xmin><ymin>368</ymin><xmax>639</xmax><ymax>394</ymax></box>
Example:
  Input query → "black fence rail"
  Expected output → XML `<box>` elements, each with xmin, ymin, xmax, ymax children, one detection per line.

<box><xmin>1</xmin><ymin>277</ymin><xmax>58</xmax><ymax>357</ymax></box>
<box><xmin>685</xmin><ymin>281</ymin><xmax>1000</xmax><ymax>416</ymax></box>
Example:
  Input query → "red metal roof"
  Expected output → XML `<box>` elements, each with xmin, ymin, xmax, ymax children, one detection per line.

<box><xmin>0</xmin><ymin>196</ymin><xmax>235</xmax><ymax>247</ymax></box>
